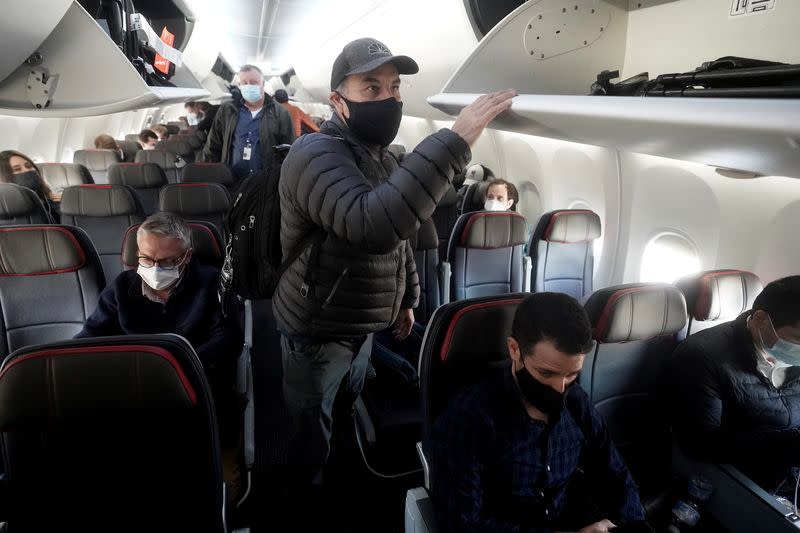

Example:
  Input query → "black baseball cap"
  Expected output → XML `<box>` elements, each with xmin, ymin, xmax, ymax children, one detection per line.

<box><xmin>330</xmin><ymin>37</ymin><xmax>419</xmax><ymax>91</ymax></box>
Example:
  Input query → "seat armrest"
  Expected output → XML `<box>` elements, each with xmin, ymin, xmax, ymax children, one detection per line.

<box><xmin>523</xmin><ymin>255</ymin><xmax>532</xmax><ymax>293</ymax></box>
<box><xmin>439</xmin><ymin>262</ymin><xmax>451</xmax><ymax>305</ymax></box>
<box><xmin>405</xmin><ymin>487</ymin><xmax>439</xmax><ymax>533</ymax></box>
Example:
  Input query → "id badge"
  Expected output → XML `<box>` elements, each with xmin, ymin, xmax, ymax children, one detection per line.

<box><xmin>243</xmin><ymin>144</ymin><xmax>252</xmax><ymax>161</ymax></box>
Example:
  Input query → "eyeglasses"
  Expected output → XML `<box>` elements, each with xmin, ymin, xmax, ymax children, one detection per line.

<box><xmin>137</xmin><ymin>250</ymin><xmax>189</xmax><ymax>270</ymax></box>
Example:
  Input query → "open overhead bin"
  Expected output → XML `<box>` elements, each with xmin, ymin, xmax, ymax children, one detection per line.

<box><xmin>0</xmin><ymin>0</ymin><xmax>209</xmax><ymax>117</ymax></box>
<box><xmin>429</xmin><ymin>0</ymin><xmax>800</xmax><ymax>177</ymax></box>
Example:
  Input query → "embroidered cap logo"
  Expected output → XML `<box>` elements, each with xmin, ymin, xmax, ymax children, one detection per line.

<box><xmin>367</xmin><ymin>41</ymin><xmax>391</xmax><ymax>55</ymax></box>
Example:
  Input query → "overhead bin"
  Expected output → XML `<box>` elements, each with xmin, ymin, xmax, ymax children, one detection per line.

<box><xmin>430</xmin><ymin>0</ymin><xmax>800</xmax><ymax>176</ymax></box>
<box><xmin>0</xmin><ymin>1</ymin><xmax>208</xmax><ymax>117</ymax></box>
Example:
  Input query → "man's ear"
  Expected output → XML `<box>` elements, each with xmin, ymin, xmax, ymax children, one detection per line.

<box><xmin>506</xmin><ymin>199</ymin><xmax>515</xmax><ymax>210</ymax></box>
<box><xmin>329</xmin><ymin>91</ymin><xmax>349</xmax><ymax>120</ymax></box>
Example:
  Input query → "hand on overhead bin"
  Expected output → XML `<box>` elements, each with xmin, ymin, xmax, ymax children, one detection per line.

<box><xmin>451</xmin><ymin>89</ymin><xmax>517</xmax><ymax>147</ymax></box>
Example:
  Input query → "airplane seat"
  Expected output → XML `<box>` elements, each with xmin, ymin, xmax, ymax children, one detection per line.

<box><xmin>107</xmin><ymin>162</ymin><xmax>168</xmax><ymax>216</ymax></box>
<box><xmin>0</xmin><ymin>183</ymin><xmax>52</xmax><ymax>226</ymax></box>
<box><xmin>124</xmin><ymin>133</ymin><xmax>141</xmax><ymax>144</ymax></box>
<box><xmin>446</xmin><ymin>211</ymin><xmax>528</xmax><ymax>302</ymax></box>
<box><xmin>135</xmin><ymin>149</ymin><xmax>182</xmax><ymax>183</ymax></box>
<box><xmin>0</xmin><ymin>334</ymin><xmax>225</xmax><ymax>532</ymax></box>
<box><xmin>430</xmin><ymin>185</ymin><xmax>459</xmax><ymax>261</ymax></box>
<box><xmin>171</xmin><ymin>133</ymin><xmax>204</xmax><ymax>151</ymax></box>
<box><xmin>583</xmin><ymin>283</ymin><xmax>688</xmax><ymax>513</ymax></box>
<box><xmin>412</xmin><ymin>219</ymin><xmax>441</xmax><ymax>324</ymax></box>
<box><xmin>116</xmin><ymin>139</ymin><xmax>142</xmax><ymax>162</ymax></box>
<box><xmin>675</xmin><ymin>269</ymin><xmax>762</xmax><ymax>338</ymax></box>
<box><xmin>529</xmin><ymin>209</ymin><xmax>601</xmax><ymax>300</ymax></box>
<box><xmin>159</xmin><ymin>140</ymin><xmax>197</xmax><ymax>164</ymax></box>
<box><xmin>121</xmin><ymin>221</ymin><xmax>223</xmax><ymax>270</ymax></box>
<box><xmin>459</xmin><ymin>181</ymin><xmax>489</xmax><ymax>214</ymax></box>
<box><xmin>158</xmin><ymin>183</ymin><xmax>231</xmax><ymax>239</ymax></box>
<box><xmin>60</xmin><ymin>184</ymin><xmax>144</xmax><ymax>284</ymax></box>
<box><xmin>73</xmin><ymin>149</ymin><xmax>121</xmax><ymax>184</ymax></box>
<box><xmin>0</xmin><ymin>225</ymin><xmax>105</xmax><ymax>358</ymax></box>
<box><xmin>182</xmin><ymin>162</ymin><xmax>236</xmax><ymax>193</ymax></box>
<box><xmin>165</xmin><ymin>123</ymin><xmax>182</xmax><ymax>135</ymax></box>
<box><xmin>39</xmin><ymin>163</ymin><xmax>94</xmax><ymax>190</ymax></box>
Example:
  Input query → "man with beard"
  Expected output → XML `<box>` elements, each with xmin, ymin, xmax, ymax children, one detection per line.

<box><xmin>431</xmin><ymin>293</ymin><xmax>645</xmax><ymax>533</ymax></box>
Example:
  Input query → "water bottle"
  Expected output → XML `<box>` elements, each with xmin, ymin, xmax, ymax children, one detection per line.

<box><xmin>667</xmin><ymin>475</ymin><xmax>713</xmax><ymax>532</ymax></box>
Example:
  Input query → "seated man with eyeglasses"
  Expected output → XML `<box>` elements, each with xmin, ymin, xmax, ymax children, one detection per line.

<box><xmin>76</xmin><ymin>212</ymin><xmax>242</xmax><ymax>394</ymax></box>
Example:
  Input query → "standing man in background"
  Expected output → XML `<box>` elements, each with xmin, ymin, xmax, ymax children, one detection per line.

<box><xmin>274</xmin><ymin>89</ymin><xmax>321</xmax><ymax>137</ymax></box>
<box><xmin>202</xmin><ymin>65</ymin><xmax>295</xmax><ymax>179</ymax></box>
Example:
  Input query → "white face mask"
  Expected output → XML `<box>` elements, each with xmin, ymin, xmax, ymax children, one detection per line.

<box><xmin>138</xmin><ymin>264</ymin><xmax>181</xmax><ymax>291</ymax></box>
<box><xmin>758</xmin><ymin>315</ymin><xmax>800</xmax><ymax>366</ymax></box>
<box><xmin>484</xmin><ymin>199</ymin><xmax>508</xmax><ymax>212</ymax></box>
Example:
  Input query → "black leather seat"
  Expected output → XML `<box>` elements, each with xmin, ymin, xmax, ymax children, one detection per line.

<box><xmin>676</xmin><ymin>269</ymin><xmax>762</xmax><ymax>337</ymax></box>
<box><xmin>135</xmin><ymin>149</ymin><xmax>182</xmax><ymax>183</ymax></box>
<box><xmin>107</xmin><ymin>162</ymin><xmax>168</xmax><ymax>215</ymax></box>
<box><xmin>459</xmin><ymin>181</ymin><xmax>489</xmax><ymax>214</ymax></box>
<box><xmin>159</xmin><ymin>183</ymin><xmax>230</xmax><ymax>239</ymax></box>
<box><xmin>181</xmin><ymin>162</ymin><xmax>236</xmax><ymax>193</ymax></box>
<box><xmin>59</xmin><ymin>185</ymin><xmax>144</xmax><ymax>284</ymax></box>
<box><xmin>446</xmin><ymin>211</ymin><xmax>529</xmax><ymax>302</ymax></box>
<box><xmin>165</xmin><ymin>122</ymin><xmax>182</xmax><ymax>135</ymax></box>
<box><xmin>430</xmin><ymin>185</ymin><xmax>459</xmax><ymax>261</ymax></box>
<box><xmin>583</xmin><ymin>283</ymin><xmax>688</xmax><ymax>508</ymax></box>
<box><xmin>121</xmin><ymin>221</ymin><xmax>223</xmax><ymax>270</ymax></box>
<box><xmin>0</xmin><ymin>225</ymin><xmax>105</xmax><ymax>358</ymax></box>
<box><xmin>116</xmin><ymin>139</ymin><xmax>141</xmax><ymax>162</ymax></box>
<box><xmin>159</xmin><ymin>140</ymin><xmax>196</xmax><ymax>164</ymax></box>
<box><xmin>529</xmin><ymin>209</ymin><xmax>601</xmax><ymax>300</ymax></box>
<box><xmin>0</xmin><ymin>334</ymin><xmax>225</xmax><ymax>532</ymax></box>
<box><xmin>124</xmin><ymin>133</ymin><xmax>141</xmax><ymax>144</ymax></box>
<box><xmin>73</xmin><ymin>149</ymin><xmax>121</xmax><ymax>184</ymax></box>
<box><xmin>0</xmin><ymin>183</ymin><xmax>51</xmax><ymax>226</ymax></box>
<box><xmin>39</xmin><ymin>163</ymin><xmax>94</xmax><ymax>190</ymax></box>
<box><xmin>412</xmin><ymin>219</ymin><xmax>441</xmax><ymax>324</ymax></box>
<box><xmin>171</xmin><ymin>133</ymin><xmax>204</xmax><ymax>151</ymax></box>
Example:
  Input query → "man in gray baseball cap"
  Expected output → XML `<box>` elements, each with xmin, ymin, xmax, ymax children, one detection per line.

<box><xmin>273</xmin><ymin>36</ymin><xmax>515</xmax><ymax>523</ymax></box>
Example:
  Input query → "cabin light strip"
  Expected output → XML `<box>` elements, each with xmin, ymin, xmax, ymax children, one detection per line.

<box><xmin>129</xmin><ymin>13</ymin><xmax>183</xmax><ymax>67</ymax></box>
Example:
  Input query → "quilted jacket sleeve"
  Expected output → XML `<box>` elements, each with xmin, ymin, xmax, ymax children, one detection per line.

<box><xmin>402</xmin><ymin>239</ymin><xmax>419</xmax><ymax>310</ymax></box>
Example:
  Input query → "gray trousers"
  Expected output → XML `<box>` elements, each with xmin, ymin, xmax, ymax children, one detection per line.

<box><xmin>281</xmin><ymin>333</ymin><xmax>373</xmax><ymax>482</ymax></box>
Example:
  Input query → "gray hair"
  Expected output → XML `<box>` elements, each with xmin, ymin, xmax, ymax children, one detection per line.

<box><xmin>239</xmin><ymin>64</ymin><xmax>264</xmax><ymax>77</ymax></box>
<box><xmin>137</xmin><ymin>212</ymin><xmax>192</xmax><ymax>250</ymax></box>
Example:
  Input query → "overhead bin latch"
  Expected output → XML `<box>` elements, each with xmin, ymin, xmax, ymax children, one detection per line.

<box><xmin>26</xmin><ymin>67</ymin><xmax>58</xmax><ymax>109</ymax></box>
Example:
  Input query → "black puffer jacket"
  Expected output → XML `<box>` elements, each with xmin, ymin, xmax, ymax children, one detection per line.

<box><xmin>273</xmin><ymin>114</ymin><xmax>471</xmax><ymax>341</ymax></box>
<box><xmin>665</xmin><ymin>313</ymin><xmax>800</xmax><ymax>489</ymax></box>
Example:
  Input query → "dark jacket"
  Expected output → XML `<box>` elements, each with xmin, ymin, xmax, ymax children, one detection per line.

<box><xmin>201</xmin><ymin>97</ymin><xmax>295</xmax><ymax>167</ymax></box>
<box><xmin>196</xmin><ymin>105</ymin><xmax>219</xmax><ymax>135</ymax></box>
<box><xmin>666</xmin><ymin>312</ymin><xmax>800</xmax><ymax>489</ymax></box>
<box><xmin>273</xmin><ymin>114</ymin><xmax>471</xmax><ymax>341</ymax></box>
<box><xmin>76</xmin><ymin>261</ymin><xmax>242</xmax><ymax>374</ymax></box>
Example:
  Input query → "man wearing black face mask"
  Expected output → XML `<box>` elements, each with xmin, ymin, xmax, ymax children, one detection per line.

<box><xmin>431</xmin><ymin>293</ymin><xmax>645</xmax><ymax>533</ymax></box>
<box><xmin>273</xmin><ymin>36</ymin><xmax>516</xmax><ymax>512</ymax></box>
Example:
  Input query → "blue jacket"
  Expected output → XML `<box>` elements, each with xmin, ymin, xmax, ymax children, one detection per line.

<box><xmin>76</xmin><ymin>261</ymin><xmax>241</xmax><ymax>372</ymax></box>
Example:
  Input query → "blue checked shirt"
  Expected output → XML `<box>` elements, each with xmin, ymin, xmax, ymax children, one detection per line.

<box><xmin>431</xmin><ymin>365</ymin><xmax>645</xmax><ymax>532</ymax></box>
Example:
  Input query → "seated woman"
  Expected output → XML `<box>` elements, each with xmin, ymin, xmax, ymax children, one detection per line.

<box><xmin>0</xmin><ymin>150</ymin><xmax>60</xmax><ymax>222</ymax></box>
<box><xmin>94</xmin><ymin>134</ymin><xmax>125</xmax><ymax>161</ymax></box>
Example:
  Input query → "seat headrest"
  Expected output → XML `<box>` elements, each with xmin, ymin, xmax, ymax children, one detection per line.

<box><xmin>463</xmin><ymin>181</ymin><xmax>489</xmax><ymax>212</ymax></box>
<box><xmin>159</xmin><ymin>141</ymin><xmax>193</xmax><ymax>156</ymax></box>
<box><xmin>60</xmin><ymin>185</ymin><xmax>141</xmax><ymax>217</ymax></box>
<box><xmin>182</xmin><ymin>163</ymin><xmax>234</xmax><ymax>187</ymax></box>
<box><xmin>39</xmin><ymin>163</ymin><xmax>94</xmax><ymax>188</ymax></box>
<box><xmin>159</xmin><ymin>184</ymin><xmax>230</xmax><ymax>215</ymax></box>
<box><xmin>677</xmin><ymin>269</ymin><xmax>763</xmax><ymax>321</ymax></box>
<box><xmin>108</xmin><ymin>163</ymin><xmax>168</xmax><ymax>189</ymax></box>
<box><xmin>411</xmin><ymin>219</ymin><xmax>438</xmax><ymax>252</ymax></box>
<box><xmin>0</xmin><ymin>342</ymin><xmax>196</xmax><ymax>425</ymax></box>
<box><xmin>458</xmin><ymin>211</ymin><xmax>527</xmax><ymax>249</ymax></box>
<box><xmin>121</xmin><ymin>222</ymin><xmax>222</xmax><ymax>268</ymax></box>
<box><xmin>135</xmin><ymin>150</ymin><xmax>179</xmax><ymax>169</ymax></box>
<box><xmin>73</xmin><ymin>149</ymin><xmax>120</xmax><ymax>171</ymax></box>
<box><xmin>438</xmin><ymin>295</ymin><xmax>524</xmax><ymax>363</ymax></box>
<box><xmin>585</xmin><ymin>283</ymin><xmax>688</xmax><ymax>343</ymax></box>
<box><xmin>0</xmin><ymin>183</ymin><xmax>41</xmax><ymax>217</ymax></box>
<box><xmin>541</xmin><ymin>209</ymin><xmax>601</xmax><ymax>243</ymax></box>
<box><xmin>0</xmin><ymin>226</ymin><xmax>86</xmax><ymax>275</ymax></box>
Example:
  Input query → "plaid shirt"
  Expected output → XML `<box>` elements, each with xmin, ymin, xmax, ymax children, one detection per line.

<box><xmin>431</xmin><ymin>365</ymin><xmax>644</xmax><ymax>532</ymax></box>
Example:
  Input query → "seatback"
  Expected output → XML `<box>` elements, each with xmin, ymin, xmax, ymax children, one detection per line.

<box><xmin>124</xmin><ymin>133</ymin><xmax>141</xmax><ymax>143</ymax></box>
<box><xmin>73</xmin><ymin>149</ymin><xmax>121</xmax><ymax>184</ymax></box>
<box><xmin>430</xmin><ymin>185</ymin><xmax>459</xmax><ymax>261</ymax></box>
<box><xmin>171</xmin><ymin>133</ymin><xmax>203</xmax><ymax>151</ymax></box>
<box><xmin>159</xmin><ymin>183</ymin><xmax>230</xmax><ymax>238</ymax></box>
<box><xmin>107</xmin><ymin>162</ymin><xmax>168</xmax><ymax>215</ymax></box>
<box><xmin>165</xmin><ymin>122</ymin><xmax>182</xmax><ymax>134</ymax></box>
<box><xmin>676</xmin><ymin>269</ymin><xmax>763</xmax><ymax>337</ymax></box>
<box><xmin>181</xmin><ymin>162</ymin><xmax>236</xmax><ymax>193</ymax></box>
<box><xmin>0</xmin><ymin>335</ymin><xmax>225</xmax><ymax>532</ymax></box>
<box><xmin>459</xmin><ymin>181</ymin><xmax>488</xmax><ymax>214</ymax></box>
<box><xmin>60</xmin><ymin>185</ymin><xmax>144</xmax><ymax>284</ymax></box>
<box><xmin>410</xmin><ymin>219</ymin><xmax>440</xmax><ymax>324</ymax></box>
<box><xmin>0</xmin><ymin>183</ymin><xmax>51</xmax><ymax>226</ymax></box>
<box><xmin>583</xmin><ymin>283</ymin><xmax>688</xmax><ymax>496</ymax></box>
<box><xmin>159</xmin><ymin>140</ymin><xmax>196</xmax><ymax>163</ymax></box>
<box><xmin>39</xmin><ymin>163</ymin><xmax>94</xmax><ymax>190</ymax></box>
<box><xmin>117</xmin><ymin>139</ymin><xmax>141</xmax><ymax>162</ymax></box>
<box><xmin>121</xmin><ymin>221</ymin><xmax>224</xmax><ymax>270</ymax></box>
<box><xmin>135</xmin><ymin>149</ymin><xmax>182</xmax><ymax>183</ymax></box>
<box><xmin>447</xmin><ymin>211</ymin><xmax>528</xmax><ymax>301</ymax></box>
<box><xmin>0</xmin><ymin>225</ymin><xmax>105</xmax><ymax>358</ymax></box>
<box><xmin>530</xmin><ymin>209</ymin><xmax>601</xmax><ymax>300</ymax></box>
<box><xmin>419</xmin><ymin>294</ymin><xmax>525</xmax><ymax>489</ymax></box>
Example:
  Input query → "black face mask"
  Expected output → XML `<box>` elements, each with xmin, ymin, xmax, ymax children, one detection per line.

<box><xmin>515</xmin><ymin>363</ymin><xmax>567</xmax><ymax>416</ymax></box>
<box><xmin>340</xmin><ymin>95</ymin><xmax>403</xmax><ymax>147</ymax></box>
<box><xmin>11</xmin><ymin>170</ymin><xmax>42</xmax><ymax>192</ymax></box>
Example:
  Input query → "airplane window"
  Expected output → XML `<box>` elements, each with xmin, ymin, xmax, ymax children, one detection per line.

<box><xmin>640</xmin><ymin>232</ymin><xmax>701</xmax><ymax>283</ymax></box>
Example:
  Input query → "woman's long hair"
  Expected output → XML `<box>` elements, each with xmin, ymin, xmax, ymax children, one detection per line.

<box><xmin>0</xmin><ymin>150</ymin><xmax>52</xmax><ymax>197</ymax></box>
